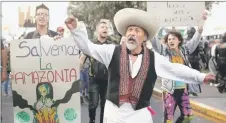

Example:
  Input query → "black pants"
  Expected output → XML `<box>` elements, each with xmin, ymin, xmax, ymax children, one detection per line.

<box><xmin>88</xmin><ymin>77</ymin><xmax>108</xmax><ymax>123</ymax></box>
<box><xmin>190</xmin><ymin>62</ymin><xmax>200</xmax><ymax>71</ymax></box>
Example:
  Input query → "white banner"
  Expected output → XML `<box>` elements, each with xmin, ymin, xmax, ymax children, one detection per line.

<box><xmin>147</xmin><ymin>2</ymin><xmax>205</xmax><ymax>27</ymax></box>
<box><xmin>10</xmin><ymin>37</ymin><xmax>81</xmax><ymax>123</ymax></box>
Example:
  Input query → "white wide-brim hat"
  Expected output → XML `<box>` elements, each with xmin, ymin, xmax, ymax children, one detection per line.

<box><xmin>114</xmin><ymin>8</ymin><xmax>159</xmax><ymax>40</ymax></box>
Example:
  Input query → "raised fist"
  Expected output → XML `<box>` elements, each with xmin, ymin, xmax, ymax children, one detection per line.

<box><xmin>65</xmin><ymin>15</ymin><xmax>77</xmax><ymax>30</ymax></box>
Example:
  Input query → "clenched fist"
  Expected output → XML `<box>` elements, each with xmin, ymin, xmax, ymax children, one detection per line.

<box><xmin>65</xmin><ymin>15</ymin><xmax>77</xmax><ymax>31</ymax></box>
<box><xmin>203</xmin><ymin>73</ymin><xmax>216</xmax><ymax>84</ymax></box>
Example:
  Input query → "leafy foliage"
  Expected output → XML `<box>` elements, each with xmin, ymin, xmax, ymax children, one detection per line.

<box><xmin>67</xmin><ymin>1</ymin><xmax>217</xmax><ymax>42</ymax></box>
<box><xmin>205</xmin><ymin>1</ymin><xmax>220</xmax><ymax>11</ymax></box>
<box><xmin>68</xmin><ymin>1</ymin><xmax>146</xmax><ymax>41</ymax></box>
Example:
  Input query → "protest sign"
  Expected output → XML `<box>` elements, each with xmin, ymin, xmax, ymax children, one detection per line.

<box><xmin>147</xmin><ymin>2</ymin><xmax>205</xmax><ymax>27</ymax></box>
<box><xmin>10</xmin><ymin>37</ymin><xmax>80</xmax><ymax>123</ymax></box>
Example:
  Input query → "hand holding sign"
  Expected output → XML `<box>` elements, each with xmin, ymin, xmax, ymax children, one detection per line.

<box><xmin>197</xmin><ymin>11</ymin><xmax>207</xmax><ymax>33</ymax></box>
<box><xmin>202</xmin><ymin>11</ymin><xmax>208</xmax><ymax>21</ymax></box>
<box><xmin>53</xmin><ymin>35</ymin><xmax>62</xmax><ymax>41</ymax></box>
<box><xmin>198</xmin><ymin>26</ymin><xmax>203</xmax><ymax>33</ymax></box>
<box><xmin>120</xmin><ymin>36</ymin><xmax>127</xmax><ymax>44</ymax></box>
<box><xmin>65</xmin><ymin>15</ymin><xmax>78</xmax><ymax>31</ymax></box>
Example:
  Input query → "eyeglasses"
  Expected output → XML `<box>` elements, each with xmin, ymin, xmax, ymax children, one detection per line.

<box><xmin>36</xmin><ymin>13</ymin><xmax>49</xmax><ymax>17</ymax></box>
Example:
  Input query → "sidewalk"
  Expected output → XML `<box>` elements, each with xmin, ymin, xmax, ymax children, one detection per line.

<box><xmin>153</xmin><ymin>78</ymin><xmax>226</xmax><ymax>123</ymax></box>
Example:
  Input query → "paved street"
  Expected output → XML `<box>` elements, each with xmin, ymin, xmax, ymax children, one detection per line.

<box><xmin>1</xmin><ymin>93</ymin><xmax>214</xmax><ymax>123</ymax></box>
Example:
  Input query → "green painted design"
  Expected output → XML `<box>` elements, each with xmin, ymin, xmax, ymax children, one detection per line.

<box><xmin>64</xmin><ymin>108</ymin><xmax>77</xmax><ymax>122</ymax></box>
<box><xmin>16</xmin><ymin>111</ymin><xmax>30</xmax><ymax>123</ymax></box>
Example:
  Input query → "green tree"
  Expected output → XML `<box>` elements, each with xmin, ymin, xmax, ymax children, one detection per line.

<box><xmin>67</xmin><ymin>1</ymin><xmax>146</xmax><ymax>41</ymax></box>
<box><xmin>205</xmin><ymin>1</ymin><xmax>221</xmax><ymax>11</ymax></box>
<box><xmin>67</xmin><ymin>1</ymin><xmax>218</xmax><ymax>42</ymax></box>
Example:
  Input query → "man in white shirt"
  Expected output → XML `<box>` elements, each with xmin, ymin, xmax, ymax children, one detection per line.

<box><xmin>65</xmin><ymin>8</ymin><xmax>215</xmax><ymax>123</ymax></box>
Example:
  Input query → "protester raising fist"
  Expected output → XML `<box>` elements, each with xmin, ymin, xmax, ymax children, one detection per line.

<box><xmin>65</xmin><ymin>15</ymin><xmax>77</xmax><ymax>30</ymax></box>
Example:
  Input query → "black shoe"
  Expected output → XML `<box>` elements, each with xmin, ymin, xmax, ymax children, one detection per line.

<box><xmin>189</xmin><ymin>92</ymin><xmax>198</xmax><ymax>96</ymax></box>
<box><xmin>192</xmin><ymin>93</ymin><xmax>198</xmax><ymax>96</ymax></box>
<box><xmin>80</xmin><ymin>97</ymin><xmax>84</xmax><ymax>104</ymax></box>
<box><xmin>89</xmin><ymin>120</ymin><xmax>95</xmax><ymax>123</ymax></box>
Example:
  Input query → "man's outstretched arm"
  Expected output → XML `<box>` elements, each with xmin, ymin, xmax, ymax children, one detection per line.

<box><xmin>70</xmin><ymin>29</ymin><xmax>115</xmax><ymax>68</ymax></box>
<box><xmin>154</xmin><ymin>51</ymin><xmax>214</xmax><ymax>84</ymax></box>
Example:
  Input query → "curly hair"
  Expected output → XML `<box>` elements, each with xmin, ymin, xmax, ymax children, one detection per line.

<box><xmin>164</xmin><ymin>31</ymin><xmax>184</xmax><ymax>47</ymax></box>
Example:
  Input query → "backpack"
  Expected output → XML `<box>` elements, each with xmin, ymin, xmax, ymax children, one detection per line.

<box><xmin>89</xmin><ymin>39</ymin><xmax>112</xmax><ymax>80</ymax></box>
<box><xmin>90</xmin><ymin>58</ymin><xmax>108</xmax><ymax>80</ymax></box>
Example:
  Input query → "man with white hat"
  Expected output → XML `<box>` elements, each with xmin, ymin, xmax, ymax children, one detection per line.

<box><xmin>65</xmin><ymin>8</ymin><xmax>215</xmax><ymax>123</ymax></box>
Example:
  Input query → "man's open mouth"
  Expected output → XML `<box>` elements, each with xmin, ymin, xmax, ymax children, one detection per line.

<box><xmin>128</xmin><ymin>36</ymin><xmax>136</xmax><ymax>42</ymax></box>
<box><xmin>169</xmin><ymin>44</ymin><xmax>175</xmax><ymax>47</ymax></box>
<box><xmin>39</xmin><ymin>20</ymin><xmax>45</xmax><ymax>22</ymax></box>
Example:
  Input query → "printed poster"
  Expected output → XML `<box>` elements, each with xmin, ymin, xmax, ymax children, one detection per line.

<box><xmin>10</xmin><ymin>37</ymin><xmax>81</xmax><ymax>123</ymax></box>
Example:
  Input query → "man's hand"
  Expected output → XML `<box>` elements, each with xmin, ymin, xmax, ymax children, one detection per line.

<box><xmin>197</xmin><ymin>26</ymin><xmax>203</xmax><ymax>33</ymax></box>
<box><xmin>120</xmin><ymin>36</ymin><xmax>127</xmax><ymax>44</ymax></box>
<box><xmin>9</xmin><ymin>72</ymin><xmax>14</xmax><ymax>80</ymax></box>
<box><xmin>1</xmin><ymin>69</ymin><xmax>7</xmax><ymax>82</ymax></box>
<box><xmin>203</xmin><ymin>73</ymin><xmax>216</xmax><ymax>84</ymax></box>
<box><xmin>65</xmin><ymin>15</ymin><xmax>77</xmax><ymax>31</ymax></box>
<box><xmin>202</xmin><ymin>11</ymin><xmax>207</xmax><ymax>21</ymax></box>
<box><xmin>202</xmin><ymin>12</ymin><xmax>207</xmax><ymax>21</ymax></box>
<box><xmin>53</xmin><ymin>35</ymin><xmax>62</xmax><ymax>41</ymax></box>
<box><xmin>197</xmin><ymin>11</ymin><xmax>207</xmax><ymax>33</ymax></box>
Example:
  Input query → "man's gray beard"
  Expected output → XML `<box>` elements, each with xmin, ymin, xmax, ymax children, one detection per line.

<box><xmin>126</xmin><ymin>41</ymin><xmax>138</xmax><ymax>50</ymax></box>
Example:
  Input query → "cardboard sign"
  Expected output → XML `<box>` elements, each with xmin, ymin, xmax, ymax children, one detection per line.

<box><xmin>147</xmin><ymin>2</ymin><xmax>205</xmax><ymax>26</ymax></box>
<box><xmin>10</xmin><ymin>37</ymin><xmax>81</xmax><ymax>123</ymax></box>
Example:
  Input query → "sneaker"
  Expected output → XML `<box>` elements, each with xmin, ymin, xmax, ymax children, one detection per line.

<box><xmin>189</xmin><ymin>92</ymin><xmax>198</xmax><ymax>97</ymax></box>
<box><xmin>192</xmin><ymin>93</ymin><xmax>198</xmax><ymax>96</ymax></box>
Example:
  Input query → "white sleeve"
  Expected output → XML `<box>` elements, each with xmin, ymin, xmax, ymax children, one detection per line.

<box><xmin>70</xmin><ymin>28</ymin><xmax>116</xmax><ymax>68</ymax></box>
<box><xmin>184</xmin><ymin>31</ymin><xmax>202</xmax><ymax>54</ymax></box>
<box><xmin>154</xmin><ymin>51</ymin><xmax>206</xmax><ymax>84</ymax></box>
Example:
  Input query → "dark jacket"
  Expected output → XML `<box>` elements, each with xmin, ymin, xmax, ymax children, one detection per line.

<box><xmin>24</xmin><ymin>29</ymin><xmax>58</xmax><ymax>39</ymax></box>
<box><xmin>89</xmin><ymin>39</ymin><xmax>113</xmax><ymax>81</ymax></box>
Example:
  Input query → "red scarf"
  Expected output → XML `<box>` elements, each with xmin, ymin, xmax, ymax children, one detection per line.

<box><xmin>119</xmin><ymin>42</ymin><xmax>150</xmax><ymax>108</ymax></box>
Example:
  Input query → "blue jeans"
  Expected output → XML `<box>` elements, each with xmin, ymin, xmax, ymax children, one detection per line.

<box><xmin>2</xmin><ymin>73</ymin><xmax>10</xmax><ymax>95</ymax></box>
<box><xmin>80</xmin><ymin>68</ymin><xmax>89</xmax><ymax>96</ymax></box>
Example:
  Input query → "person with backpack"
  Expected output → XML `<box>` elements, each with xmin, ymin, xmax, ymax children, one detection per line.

<box><xmin>87</xmin><ymin>21</ymin><xmax>113</xmax><ymax>123</ymax></box>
